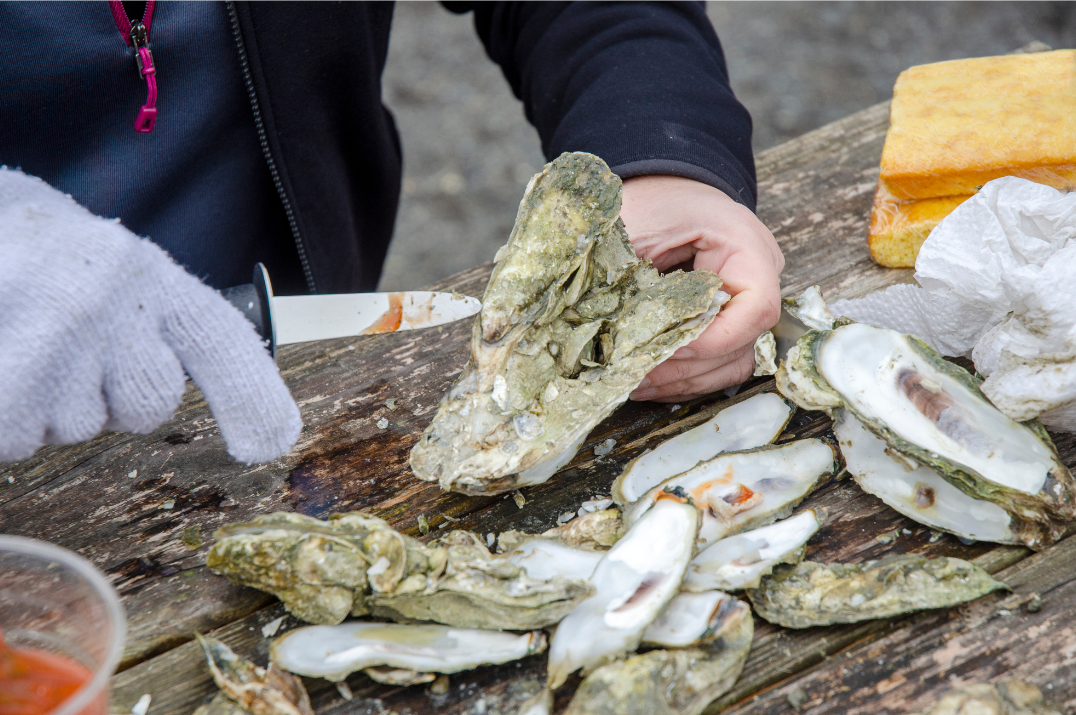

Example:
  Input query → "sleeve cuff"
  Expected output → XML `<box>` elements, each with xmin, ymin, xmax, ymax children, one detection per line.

<box><xmin>610</xmin><ymin>159</ymin><xmax>755</xmax><ymax>210</ymax></box>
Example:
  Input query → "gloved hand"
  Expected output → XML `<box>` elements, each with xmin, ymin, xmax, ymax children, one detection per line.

<box><xmin>0</xmin><ymin>168</ymin><xmax>302</xmax><ymax>464</ymax></box>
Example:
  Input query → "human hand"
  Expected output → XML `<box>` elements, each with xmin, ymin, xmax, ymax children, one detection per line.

<box><xmin>0</xmin><ymin>169</ymin><xmax>301</xmax><ymax>464</ymax></box>
<box><xmin>619</xmin><ymin>175</ymin><xmax>783</xmax><ymax>402</ymax></box>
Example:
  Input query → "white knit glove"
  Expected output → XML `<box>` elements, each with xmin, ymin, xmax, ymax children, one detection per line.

<box><xmin>0</xmin><ymin>168</ymin><xmax>302</xmax><ymax>464</ymax></box>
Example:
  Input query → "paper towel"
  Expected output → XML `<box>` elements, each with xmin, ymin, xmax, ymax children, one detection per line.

<box><xmin>830</xmin><ymin>176</ymin><xmax>1076</xmax><ymax>431</ymax></box>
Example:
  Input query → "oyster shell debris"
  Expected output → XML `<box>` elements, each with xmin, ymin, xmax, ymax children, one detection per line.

<box><xmin>683</xmin><ymin>508</ymin><xmax>824</xmax><ymax>592</ymax></box>
<box><xmin>612</xmin><ymin>391</ymin><xmax>794</xmax><ymax>505</ymax></box>
<box><xmin>498</xmin><ymin>507</ymin><xmax>622</xmax><ymax>553</ymax></box>
<box><xmin>195</xmin><ymin>634</ymin><xmax>313</xmax><ymax>715</ymax></box>
<box><xmin>409</xmin><ymin>152</ymin><xmax>727</xmax><ymax>496</ymax></box>
<box><xmin>753</xmin><ymin>331</ymin><xmax>777</xmax><ymax>376</ymax></box>
<box><xmin>563</xmin><ymin>594</ymin><xmax>753</xmax><ymax>715</ymax></box>
<box><xmin>206</xmin><ymin>512</ymin><xmax>591</xmax><ymax>630</ymax></box>
<box><xmin>908</xmin><ymin>679</ymin><xmax>1061</xmax><ymax>715</ymax></box>
<box><xmin>747</xmin><ymin>554</ymin><xmax>1007</xmax><ymax>628</ymax></box>
<box><xmin>777</xmin><ymin>321</ymin><xmax>1076</xmax><ymax>543</ymax></box>
<box><xmin>547</xmin><ymin>493</ymin><xmax>700</xmax><ymax>689</ymax></box>
<box><xmin>641</xmin><ymin>590</ymin><xmax>741</xmax><ymax>647</ymax></box>
<box><xmin>623</xmin><ymin>438</ymin><xmax>838</xmax><ymax>549</ymax></box>
<box><xmin>834</xmin><ymin>409</ymin><xmax>1025</xmax><ymax>546</ymax></box>
<box><xmin>269</xmin><ymin>622</ymin><xmax>546</xmax><ymax>682</ymax></box>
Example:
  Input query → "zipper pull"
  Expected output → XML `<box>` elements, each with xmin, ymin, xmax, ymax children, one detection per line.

<box><xmin>130</xmin><ymin>22</ymin><xmax>157</xmax><ymax>133</ymax></box>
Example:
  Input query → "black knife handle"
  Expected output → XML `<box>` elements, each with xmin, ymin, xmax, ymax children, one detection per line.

<box><xmin>220</xmin><ymin>263</ymin><xmax>277</xmax><ymax>357</ymax></box>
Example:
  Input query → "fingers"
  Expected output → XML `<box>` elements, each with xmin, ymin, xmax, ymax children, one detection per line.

<box><xmin>631</xmin><ymin>350</ymin><xmax>756</xmax><ymax>402</ymax></box>
<box><xmin>102</xmin><ymin>331</ymin><xmax>186</xmax><ymax>434</ymax></box>
<box><xmin>158</xmin><ymin>263</ymin><xmax>301</xmax><ymax>464</ymax></box>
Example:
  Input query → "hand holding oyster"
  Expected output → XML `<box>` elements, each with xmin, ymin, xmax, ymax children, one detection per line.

<box><xmin>410</xmin><ymin>152</ymin><xmax>727</xmax><ymax>495</ymax></box>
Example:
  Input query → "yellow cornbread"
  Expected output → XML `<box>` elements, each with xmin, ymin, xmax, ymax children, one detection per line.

<box><xmin>868</xmin><ymin>184</ymin><xmax>970</xmax><ymax>268</ymax></box>
<box><xmin>880</xmin><ymin>50</ymin><xmax>1076</xmax><ymax>201</ymax></box>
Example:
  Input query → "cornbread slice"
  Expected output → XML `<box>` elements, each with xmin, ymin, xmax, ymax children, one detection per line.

<box><xmin>880</xmin><ymin>50</ymin><xmax>1076</xmax><ymax>201</ymax></box>
<box><xmin>868</xmin><ymin>182</ymin><xmax>970</xmax><ymax>268</ymax></box>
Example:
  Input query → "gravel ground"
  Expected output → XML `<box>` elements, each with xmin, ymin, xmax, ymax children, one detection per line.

<box><xmin>377</xmin><ymin>2</ymin><xmax>1076</xmax><ymax>291</ymax></box>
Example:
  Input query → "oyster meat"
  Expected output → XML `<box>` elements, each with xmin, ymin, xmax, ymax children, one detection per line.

<box><xmin>641</xmin><ymin>590</ymin><xmax>740</xmax><ymax>647</ymax></box>
<box><xmin>195</xmin><ymin>634</ymin><xmax>313</xmax><ymax>715</ymax></box>
<box><xmin>778</xmin><ymin>321</ymin><xmax>1076</xmax><ymax>543</ymax></box>
<box><xmin>269</xmin><ymin>622</ymin><xmax>546</xmax><ymax>682</ymax></box>
<box><xmin>207</xmin><ymin>512</ymin><xmax>591</xmax><ymax>630</ymax></box>
<box><xmin>623</xmin><ymin>438</ymin><xmax>838</xmax><ymax>548</ymax></box>
<box><xmin>563</xmin><ymin>594</ymin><xmax>753</xmax><ymax>715</ymax></box>
<box><xmin>547</xmin><ymin>494</ymin><xmax>699</xmax><ymax>689</ymax></box>
<box><xmin>834</xmin><ymin>409</ymin><xmax>1024</xmax><ymax>546</ymax></box>
<box><xmin>909</xmin><ymin>679</ymin><xmax>1061</xmax><ymax>715</ymax></box>
<box><xmin>612</xmin><ymin>392</ymin><xmax>794</xmax><ymax>505</ymax></box>
<box><xmin>747</xmin><ymin>554</ymin><xmax>1007</xmax><ymax>628</ymax></box>
<box><xmin>410</xmin><ymin>152</ymin><xmax>727</xmax><ymax>495</ymax></box>
<box><xmin>683</xmin><ymin>508</ymin><xmax>824</xmax><ymax>592</ymax></box>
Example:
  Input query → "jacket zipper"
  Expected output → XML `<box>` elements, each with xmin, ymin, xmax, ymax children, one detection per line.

<box><xmin>109</xmin><ymin>1</ymin><xmax>158</xmax><ymax>133</ymax></box>
<box><xmin>225</xmin><ymin>2</ymin><xmax>316</xmax><ymax>294</ymax></box>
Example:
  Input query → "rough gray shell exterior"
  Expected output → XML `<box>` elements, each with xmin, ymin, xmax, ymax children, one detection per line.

<box><xmin>908</xmin><ymin>679</ymin><xmax>1061</xmax><ymax>715</ymax></box>
<box><xmin>194</xmin><ymin>634</ymin><xmax>313</xmax><ymax>715</ymax></box>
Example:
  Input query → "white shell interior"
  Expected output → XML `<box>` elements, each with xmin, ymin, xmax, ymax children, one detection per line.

<box><xmin>269</xmin><ymin>622</ymin><xmax>542</xmax><ymax>681</ymax></box>
<box><xmin>835</xmin><ymin>409</ymin><xmax>1016</xmax><ymax>544</ymax></box>
<box><xmin>641</xmin><ymin>590</ymin><xmax>732</xmax><ymax>647</ymax></box>
<box><xmin>506</xmin><ymin>539</ymin><xmax>603</xmax><ymax>582</ymax></box>
<box><xmin>683</xmin><ymin>509</ymin><xmax>823</xmax><ymax>591</ymax></box>
<box><xmin>546</xmin><ymin>499</ymin><xmax>698</xmax><ymax>688</ymax></box>
<box><xmin>819</xmin><ymin>324</ymin><xmax>1056</xmax><ymax>496</ymax></box>
<box><xmin>613</xmin><ymin>392</ymin><xmax>792</xmax><ymax>504</ymax></box>
<box><xmin>623</xmin><ymin>439</ymin><xmax>835</xmax><ymax>549</ymax></box>
<box><xmin>515</xmin><ymin>432</ymin><xmax>588</xmax><ymax>487</ymax></box>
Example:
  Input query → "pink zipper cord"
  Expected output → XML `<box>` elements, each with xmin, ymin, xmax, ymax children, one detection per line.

<box><xmin>109</xmin><ymin>0</ymin><xmax>158</xmax><ymax>133</ymax></box>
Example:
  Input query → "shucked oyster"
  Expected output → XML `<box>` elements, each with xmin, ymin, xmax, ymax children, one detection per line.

<box><xmin>410</xmin><ymin>152</ymin><xmax>726</xmax><ymax>495</ymax></box>
<box><xmin>747</xmin><ymin>554</ymin><xmax>1007</xmax><ymax>629</ymax></box>
<box><xmin>206</xmin><ymin>512</ymin><xmax>591</xmax><ymax>630</ymax></box>
<box><xmin>778</xmin><ymin>321</ymin><xmax>1076</xmax><ymax>545</ymax></box>
<box><xmin>563</xmin><ymin>593</ymin><xmax>753</xmax><ymax>715</ymax></box>
<box><xmin>194</xmin><ymin>634</ymin><xmax>313</xmax><ymax>715</ymax></box>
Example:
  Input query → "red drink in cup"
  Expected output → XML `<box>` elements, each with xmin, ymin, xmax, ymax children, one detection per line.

<box><xmin>0</xmin><ymin>536</ymin><xmax>125</xmax><ymax>715</ymax></box>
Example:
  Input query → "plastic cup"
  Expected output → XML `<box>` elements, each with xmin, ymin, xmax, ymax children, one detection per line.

<box><xmin>0</xmin><ymin>535</ymin><xmax>126</xmax><ymax>715</ymax></box>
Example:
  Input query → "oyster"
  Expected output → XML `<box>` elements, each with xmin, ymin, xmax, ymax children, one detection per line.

<box><xmin>563</xmin><ymin>595</ymin><xmax>753</xmax><ymax>715</ymax></box>
<box><xmin>410</xmin><ymin>152</ymin><xmax>727</xmax><ymax>495</ymax></box>
<box><xmin>207</xmin><ymin>512</ymin><xmax>591</xmax><ymax>630</ymax></box>
<box><xmin>778</xmin><ymin>321</ymin><xmax>1076</xmax><ymax>542</ymax></box>
<box><xmin>784</xmin><ymin>285</ymin><xmax>836</xmax><ymax>330</ymax></box>
<box><xmin>834</xmin><ymin>409</ymin><xmax>1026</xmax><ymax>546</ymax></box>
<box><xmin>641</xmin><ymin>590</ymin><xmax>740</xmax><ymax>647</ymax></box>
<box><xmin>269</xmin><ymin>622</ymin><xmax>546</xmax><ymax>682</ymax></box>
<box><xmin>747</xmin><ymin>554</ymin><xmax>1007</xmax><ymax>628</ymax></box>
<box><xmin>361</xmin><ymin>667</ymin><xmax>435</xmax><ymax>686</ymax></box>
<box><xmin>612</xmin><ymin>392</ymin><xmax>794</xmax><ymax>505</ymax></box>
<box><xmin>753</xmin><ymin>331</ymin><xmax>777</xmax><ymax>376</ymax></box>
<box><xmin>909</xmin><ymin>679</ymin><xmax>1061</xmax><ymax>715</ymax></box>
<box><xmin>683</xmin><ymin>508</ymin><xmax>824</xmax><ymax>592</ymax></box>
<box><xmin>498</xmin><ymin>508</ymin><xmax>621</xmax><ymax>554</ymax></box>
<box><xmin>622</xmin><ymin>439</ymin><xmax>838</xmax><ymax>548</ymax></box>
<box><xmin>506</xmin><ymin>539</ymin><xmax>603</xmax><ymax>582</ymax></box>
<box><xmin>195</xmin><ymin>634</ymin><xmax>313</xmax><ymax>715</ymax></box>
<box><xmin>547</xmin><ymin>494</ymin><xmax>700</xmax><ymax>689</ymax></box>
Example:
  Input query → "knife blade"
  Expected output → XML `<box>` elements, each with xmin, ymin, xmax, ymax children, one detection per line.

<box><xmin>220</xmin><ymin>264</ymin><xmax>481</xmax><ymax>356</ymax></box>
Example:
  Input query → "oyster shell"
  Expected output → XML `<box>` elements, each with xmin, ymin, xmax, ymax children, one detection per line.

<box><xmin>753</xmin><ymin>331</ymin><xmax>777</xmax><ymax>376</ymax></box>
<box><xmin>612</xmin><ymin>392</ymin><xmax>794</xmax><ymax>505</ymax></box>
<box><xmin>195</xmin><ymin>634</ymin><xmax>313</xmax><ymax>715</ymax></box>
<box><xmin>207</xmin><ymin>512</ymin><xmax>591</xmax><ymax>630</ymax></box>
<box><xmin>563</xmin><ymin>595</ymin><xmax>753</xmax><ymax>715</ymax></box>
<box><xmin>269</xmin><ymin>622</ymin><xmax>546</xmax><ymax>682</ymax></box>
<box><xmin>498</xmin><ymin>507</ymin><xmax>622</xmax><ymax>555</ymax></box>
<box><xmin>834</xmin><ymin>409</ymin><xmax>1027</xmax><ymax>546</ymax></box>
<box><xmin>778</xmin><ymin>322</ymin><xmax>1076</xmax><ymax>541</ymax></box>
<box><xmin>908</xmin><ymin>679</ymin><xmax>1061</xmax><ymax>715</ymax></box>
<box><xmin>194</xmin><ymin>694</ymin><xmax>249</xmax><ymax>715</ymax></box>
<box><xmin>641</xmin><ymin>590</ymin><xmax>740</xmax><ymax>647</ymax></box>
<box><xmin>361</xmin><ymin>666</ymin><xmax>436</xmax><ymax>686</ymax></box>
<box><xmin>506</xmin><ymin>539</ymin><xmax>603</xmax><ymax>582</ymax></box>
<box><xmin>683</xmin><ymin>508</ymin><xmax>824</xmax><ymax>592</ymax></box>
<box><xmin>547</xmin><ymin>494</ymin><xmax>700</xmax><ymax>689</ymax></box>
<box><xmin>622</xmin><ymin>439</ymin><xmax>838</xmax><ymax>549</ymax></box>
<box><xmin>783</xmin><ymin>285</ymin><xmax>836</xmax><ymax>331</ymax></box>
<box><xmin>747</xmin><ymin>555</ymin><xmax>1007</xmax><ymax>628</ymax></box>
<box><xmin>410</xmin><ymin>152</ymin><xmax>727</xmax><ymax>495</ymax></box>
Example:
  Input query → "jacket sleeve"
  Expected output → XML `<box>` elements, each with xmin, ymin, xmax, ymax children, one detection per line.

<box><xmin>442</xmin><ymin>1</ymin><xmax>757</xmax><ymax>210</ymax></box>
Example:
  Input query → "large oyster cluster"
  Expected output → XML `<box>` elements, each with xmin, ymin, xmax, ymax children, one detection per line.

<box><xmin>409</xmin><ymin>152</ymin><xmax>726</xmax><ymax>495</ymax></box>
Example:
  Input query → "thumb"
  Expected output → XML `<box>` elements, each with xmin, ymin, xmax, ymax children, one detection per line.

<box><xmin>157</xmin><ymin>263</ymin><xmax>301</xmax><ymax>464</ymax></box>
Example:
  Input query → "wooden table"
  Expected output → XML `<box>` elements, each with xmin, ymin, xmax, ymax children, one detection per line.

<box><xmin>3</xmin><ymin>101</ymin><xmax>1075</xmax><ymax>715</ymax></box>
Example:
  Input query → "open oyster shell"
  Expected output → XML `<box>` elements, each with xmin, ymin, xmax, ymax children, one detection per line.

<box><xmin>547</xmin><ymin>494</ymin><xmax>700</xmax><ymax>689</ymax></box>
<box><xmin>563</xmin><ymin>594</ymin><xmax>753</xmax><ymax>715</ymax></box>
<box><xmin>506</xmin><ymin>539</ymin><xmax>603</xmax><ymax>583</ymax></box>
<box><xmin>747</xmin><ymin>555</ymin><xmax>1007</xmax><ymax>628</ymax></box>
<box><xmin>622</xmin><ymin>438</ymin><xmax>838</xmax><ymax>549</ymax></box>
<box><xmin>778</xmin><ymin>321</ymin><xmax>1076</xmax><ymax>542</ymax></box>
<box><xmin>909</xmin><ymin>679</ymin><xmax>1061</xmax><ymax>715</ymax></box>
<box><xmin>206</xmin><ymin>512</ymin><xmax>591</xmax><ymax>630</ymax></box>
<box><xmin>410</xmin><ymin>152</ymin><xmax>726</xmax><ymax>495</ymax></box>
<box><xmin>195</xmin><ymin>634</ymin><xmax>313</xmax><ymax>715</ymax></box>
<box><xmin>269</xmin><ymin>622</ymin><xmax>546</xmax><ymax>682</ymax></box>
<box><xmin>612</xmin><ymin>391</ymin><xmax>794</xmax><ymax>506</ymax></box>
<box><xmin>641</xmin><ymin>590</ymin><xmax>741</xmax><ymax>648</ymax></box>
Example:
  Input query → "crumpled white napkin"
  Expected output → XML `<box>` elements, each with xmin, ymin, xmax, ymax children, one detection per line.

<box><xmin>831</xmin><ymin>176</ymin><xmax>1076</xmax><ymax>430</ymax></box>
